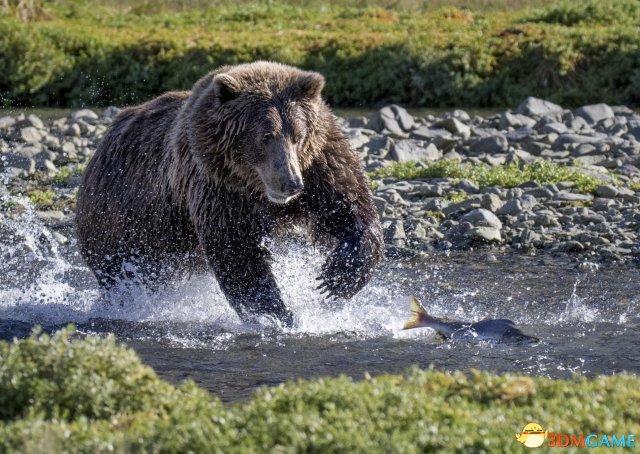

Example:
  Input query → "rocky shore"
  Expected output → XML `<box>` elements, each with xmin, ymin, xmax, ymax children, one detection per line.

<box><xmin>1</xmin><ymin>97</ymin><xmax>639</xmax><ymax>265</ymax></box>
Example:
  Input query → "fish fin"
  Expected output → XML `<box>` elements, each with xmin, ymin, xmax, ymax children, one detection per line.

<box><xmin>403</xmin><ymin>296</ymin><xmax>429</xmax><ymax>330</ymax></box>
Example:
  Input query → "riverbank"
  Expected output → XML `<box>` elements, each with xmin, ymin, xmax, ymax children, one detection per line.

<box><xmin>1</xmin><ymin>327</ymin><xmax>638</xmax><ymax>452</ymax></box>
<box><xmin>1</xmin><ymin>0</ymin><xmax>640</xmax><ymax>107</ymax></box>
<box><xmin>1</xmin><ymin>98</ymin><xmax>639</xmax><ymax>265</ymax></box>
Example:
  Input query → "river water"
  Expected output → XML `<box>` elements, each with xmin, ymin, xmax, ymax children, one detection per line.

<box><xmin>1</xmin><ymin>191</ymin><xmax>638</xmax><ymax>402</ymax></box>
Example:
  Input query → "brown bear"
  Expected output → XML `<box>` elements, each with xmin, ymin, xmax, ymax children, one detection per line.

<box><xmin>76</xmin><ymin>61</ymin><xmax>384</xmax><ymax>326</ymax></box>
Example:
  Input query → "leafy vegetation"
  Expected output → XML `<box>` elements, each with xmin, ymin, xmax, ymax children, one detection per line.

<box><xmin>50</xmin><ymin>164</ymin><xmax>85</xmax><ymax>186</ymax></box>
<box><xmin>0</xmin><ymin>0</ymin><xmax>639</xmax><ymax>107</ymax></box>
<box><xmin>369</xmin><ymin>159</ymin><xmax>605</xmax><ymax>193</ymax></box>
<box><xmin>24</xmin><ymin>188</ymin><xmax>56</xmax><ymax>208</ymax></box>
<box><xmin>1</xmin><ymin>326</ymin><xmax>639</xmax><ymax>452</ymax></box>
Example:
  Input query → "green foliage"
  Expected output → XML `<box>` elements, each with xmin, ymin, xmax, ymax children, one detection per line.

<box><xmin>50</xmin><ymin>164</ymin><xmax>85</xmax><ymax>186</ymax></box>
<box><xmin>24</xmin><ymin>188</ymin><xmax>56</xmax><ymax>209</ymax></box>
<box><xmin>0</xmin><ymin>1</ymin><xmax>639</xmax><ymax>107</ymax></box>
<box><xmin>528</xmin><ymin>0</ymin><xmax>640</xmax><ymax>26</ymax></box>
<box><xmin>1</xmin><ymin>326</ymin><xmax>639</xmax><ymax>452</ymax></box>
<box><xmin>370</xmin><ymin>159</ymin><xmax>605</xmax><ymax>193</ymax></box>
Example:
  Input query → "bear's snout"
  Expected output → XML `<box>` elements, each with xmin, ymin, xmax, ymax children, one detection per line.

<box><xmin>281</xmin><ymin>178</ymin><xmax>304</xmax><ymax>196</ymax></box>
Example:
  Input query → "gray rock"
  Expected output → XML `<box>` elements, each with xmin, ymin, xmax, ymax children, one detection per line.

<box><xmin>26</xmin><ymin>114</ymin><xmax>44</xmax><ymax>129</ymax></box>
<box><xmin>484</xmin><ymin>154</ymin><xmax>507</xmax><ymax>166</ymax></box>
<box><xmin>390</xmin><ymin>140</ymin><xmax>440</xmax><ymax>162</ymax></box>
<box><xmin>500</xmin><ymin>112</ymin><xmax>536</xmax><ymax>129</ymax></box>
<box><xmin>456</xmin><ymin>179</ymin><xmax>479</xmax><ymax>194</ymax></box>
<box><xmin>369</xmin><ymin>105</ymin><xmax>414</xmax><ymax>135</ymax></box>
<box><xmin>101</xmin><ymin>106</ymin><xmax>122</xmax><ymax>120</ymax></box>
<box><xmin>595</xmin><ymin>185</ymin><xmax>618</xmax><ymax>198</ymax></box>
<box><xmin>470</xmin><ymin>226</ymin><xmax>502</xmax><ymax>243</ymax></box>
<box><xmin>461</xmin><ymin>208</ymin><xmax>502</xmax><ymax>229</ymax></box>
<box><xmin>0</xmin><ymin>116</ymin><xmax>16</xmax><ymax>129</ymax></box>
<box><xmin>384</xmin><ymin>220</ymin><xmax>406</xmax><ymax>242</ymax></box>
<box><xmin>481</xmin><ymin>193</ymin><xmax>503</xmax><ymax>212</ymax></box>
<box><xmin>497</xmin><ymin>195</ymin><xmax>537</xmax><ymax>216</ymax></box>
<box><xmin>442</xmin><ymin>196</ymin><xmax>483</xmax><ymax>216</ymax></box>
<box><xmin>469</xmin><ymin>135</ymin><xmax>508</xmax><ymax>155</ymax></box>
<box><xmin>71</xmin><ymin>109</ymin><xmax>99</xmax><ymax>122</ymax></box>
<box><xmin>575</xmin><ymin>103</ymin><xmax>614</xmax><ymax>124</ymax></box>
<box><xmin>516</xmin><ymin>97</ymin><xmax>562</xmax><ymax>117</ymax></box>
<box><xmin>435</xmin><ymin>117</ymin><xmax>470</xmax><ymax>139</ymax></box>
<box><xmin>410</xmin><ymin>126</ymin><xmax>451</xmax><ymax>141</ymax></box>
<box><xmin>554</xmin><ymin>241</ymin><xmax>585</xmax><ymax>252</ymax></box>
<box><xmin>15</xmin><ymin>126</ymin><xmax>42</xmax><ymax>144</ymax></box>
<box><xmin>64</xmin><ymin>123</ymin><xmax>81</xmax><ymax>137</ymax></box>
<box><xmin>554</xmin><ymin>192</ymin><xmax>593</xmax><ymax>203</ymax></box>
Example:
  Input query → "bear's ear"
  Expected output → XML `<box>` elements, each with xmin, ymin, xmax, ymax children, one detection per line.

<box><xmin>297</xmin><ymin>72</ymin><xmax>325</xmax><ymax>101</ymax></box>
<box><xmin>213</xmin><ymin>73</ymin><xmax>241</xmax><ymax>104</ymax></box>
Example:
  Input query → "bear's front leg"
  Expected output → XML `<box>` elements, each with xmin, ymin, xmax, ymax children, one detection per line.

<box><xmin>207</xmin><ymin>236</ymin><xmax>293</xmax><ymax>326</ymax></box>
<box><xmin>316</xmin><ymin>225</ymin><xmax>384</xmax><ymax>298</ymax></box>
<box><xmin>304</xmin><ymin>135</ymin><xmax>384</xmax><ymax>299</ymax></box>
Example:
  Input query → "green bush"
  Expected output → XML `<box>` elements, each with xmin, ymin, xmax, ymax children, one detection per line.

<box><xmin>528</xmin><ymin>0</ymin><xmax>640</xmax><ymax>26</ymax></box>
<box><xmin>1</xmin><ymin>1</ymin><xmax>640</xmax><ymax>107</ymax></box>
<box><xmin>1</xmin><ymin>327</ymin><xmax>639</xmax><ymax>452</ymax></box>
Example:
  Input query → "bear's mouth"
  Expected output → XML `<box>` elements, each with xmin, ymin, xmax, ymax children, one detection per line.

<box><xmin>265</xmin><ymin>188</ymin><xmax>301</xmax><ymax>205</ymax></box>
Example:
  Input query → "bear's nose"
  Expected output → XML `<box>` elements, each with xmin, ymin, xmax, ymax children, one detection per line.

<box><xmin>281</xmin><ymin>179</ymin><xmax>304</xmax><ymax>195</ymax></box>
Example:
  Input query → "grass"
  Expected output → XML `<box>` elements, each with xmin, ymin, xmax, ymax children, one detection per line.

<box><xmin>369</xmin><ymin>159</ymin><xmax>605</xmax><ymax>194</ymax></box>
<box><xmin>50</xmin><ymin>164</ymin><xmax>85</xmax><ymax>186</ymax></box>
<box><xmin>1</xmin><ymin>326</ymin><xmax>639</xmax><ymax>452</ymax></box>
<box><xmin>1</xmin><ymin>0</ymin><xmax>640</xmax><ymax>107</ymax></box>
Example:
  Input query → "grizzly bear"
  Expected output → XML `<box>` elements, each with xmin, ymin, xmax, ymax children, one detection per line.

<box><xmin>76</xmin><ymin>61</ymin><xmax>384</xmax><ymax>326</ymax></box>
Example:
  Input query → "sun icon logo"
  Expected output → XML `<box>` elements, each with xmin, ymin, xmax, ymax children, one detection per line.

<box><xmin>515</xmin><ymin>422</ymin><xmax>548</xmax><ymax>448</ymax></box>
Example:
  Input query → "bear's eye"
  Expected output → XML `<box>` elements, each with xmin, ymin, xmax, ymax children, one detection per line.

<box><xmin>262</xmin><ymin>133</ymin><xmax>273</xmax><ymax>144</ymax></box>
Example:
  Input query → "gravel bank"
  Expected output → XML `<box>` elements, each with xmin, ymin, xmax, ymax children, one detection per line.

<box><xmin>1</xmin><ymin>98</ymin><xmax>639</xmax><ymax>265</ymax></box>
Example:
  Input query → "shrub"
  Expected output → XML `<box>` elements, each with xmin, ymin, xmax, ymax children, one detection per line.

<box><xmin>1</xmin><ymin>326</ymin><xmax>639</xmax><ymax>452</ymax></box>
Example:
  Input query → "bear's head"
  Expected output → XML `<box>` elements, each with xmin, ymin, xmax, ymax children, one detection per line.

<box><xmin>189</xmin><ymin>61</ymin><xmax>326</xmax><ymax>204</ymax></box>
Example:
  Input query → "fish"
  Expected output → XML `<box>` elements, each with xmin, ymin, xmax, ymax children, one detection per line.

<box><xmin>402</xmin><ymin>296</ymin><xmax>539</xmax><ymax>344</ymax></box>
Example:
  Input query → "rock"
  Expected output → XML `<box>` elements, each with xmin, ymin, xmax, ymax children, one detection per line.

<box><xmin>26</xmin><ymin>114</ymin><xmax>44</xmax><ymax>129</ymax></box>
<box><xmin>574</xmin><ymin>103</ymin><xmax>615</xmax><ymax>124</ymax></box>
<box><xmin>0</xmin><ymin>116</ymin><xmax>16</xmax><ymax>129</ymax></box>
<box><xmin>455</xmin><ymin>179</ymin><xmax>479</xmax><ymax>194</ymax></box>
<box><xmin>500</xmin><ymin>112</ymin><xmax>536</xmax><ymax>129</ymax></box>
<box><xmin>346</xmin><ymin>129</ymin><xmax>370</xmax><ymax>149</ymax></box>
<box><xmin>540</xmin><ymin>122</ymin><xmax>568</xmax><ymax>135</ymax></box>
<box><xmin>369</xmin><ymin>105</ymin><xmax>414</xmax><ymax>135</ymax></box>
<box><xmin>481</xmin><ymin>193</ymin><xmax>503</xmax><ymax>212</ymax></box>
<box><xmin>471</xmin><ymin>226</ymin><xmax>502</xmax><ymax>243</ymax></box>
<box><xmin>442</xmin><ymin>196</ymin><xmax>483</xmax><ymax>216</ymax></box>
<box><xmin>410</xmin><ymin>126</ymin><xmax>451</xmax><ymax>141</ymax></box>
<box><xmin>384</xmin><ymin>220</ymin><xmax>406</xmax><ymax>246</ymax></box>
<box><xmin>434</xmin><ymin>117</ymin><xmax>470</xmax><ymax>139</ymax></box>
<box><xmin>71</xmin><ymin>109</ymin><xmax>99</xmax><ymax>122</ymax></box>
<box><xmin>101</xmin><ymin>106</ymin><xmax>122</xmax><ymax>120</ymax></box>
<box><xmin>595</xmin><ymin>185</ymin><xmax>618</xmax><ymax>198</ymax></box>
<box><xmin>484</xmin><ymin>154</ymin><xmax>506</xmax><ymax>166</ymax></box>
<box><xmin>554</xmin><ymin>192</ymin><xmax>593</xmax><ymax>203</ymax></box>
<box><xmin>64</xmin><ymin>123</ymin><xmax>81</xmax><ymax>137</ymax></box>
<box><xmin>554</xmin><ymin>241</ymin><xmax>585</xmax><ymax>252</ymax></box>
<box><xmin>497</xmin><ymin>195</ymin><xmax>537</xmax><ymax>216</ymax></box>
<box><xmin>469</xmin><ymin>135</ymin><xmax>508</xmax><ymax>155</ymax></box>
<box><xmin>461</xmin><ymin>208</ymin><xmax>502</xmax><ymax>229</ymax></box>
<box><xmin>390</xmin><ymin>140</ymin><xmax>440</xmax><ymax>162</ymax></box>
<box><xmin>516</xmin><ymin>97</ymin><xmax>562</xmax><ymax>117</ymax></box>
<box><xmin>15</xmin><ymin>126</ymin><xmax>42</xmax><ymax>144</ymax></box>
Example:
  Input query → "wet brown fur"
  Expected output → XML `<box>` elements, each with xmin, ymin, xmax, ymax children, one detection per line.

<box><xmin>76</xmin><ymin>61</ymin><xmax>384</xmax><ymax>325</ymax></box>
